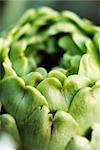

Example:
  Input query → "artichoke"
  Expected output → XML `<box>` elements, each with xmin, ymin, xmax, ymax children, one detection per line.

<box><xmin>0</xmin><ymin>7</ymin><xmax>100</xmax><ymax>150</ymax></box>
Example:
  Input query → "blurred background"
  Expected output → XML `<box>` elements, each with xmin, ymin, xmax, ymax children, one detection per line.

<box><xmin>0</xmin><ymin>0</ymin><xmax>100</xmax><ymax>32</ymax></box>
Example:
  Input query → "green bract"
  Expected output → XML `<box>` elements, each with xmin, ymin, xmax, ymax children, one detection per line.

<box><xmin>0</xmin><ymin>7</ymin><xmax>100</xmax><ymax>150</ymax></box>
<box><xmin>0</xmin><ymin>114</ymin><xmax>20</xmax><ymax>149</ymax></box>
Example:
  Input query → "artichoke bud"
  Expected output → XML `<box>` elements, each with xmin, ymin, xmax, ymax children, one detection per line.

<box><xmin>0</xmin><ymin>7</ymin><xmax>100</xmax><ymax>150</ymax></box>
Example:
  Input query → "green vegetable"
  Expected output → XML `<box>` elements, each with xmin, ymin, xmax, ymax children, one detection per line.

<box><xmin>0</xmin><ymin>7</ymin><xmax>100</xmax><ymax>150</ymax></box>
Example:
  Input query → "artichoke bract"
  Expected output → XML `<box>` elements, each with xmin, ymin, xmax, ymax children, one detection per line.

<box><xmin>0</xmin><ymin>7</ymin><xmax>100</xmax><ymax>150</ymax></box>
